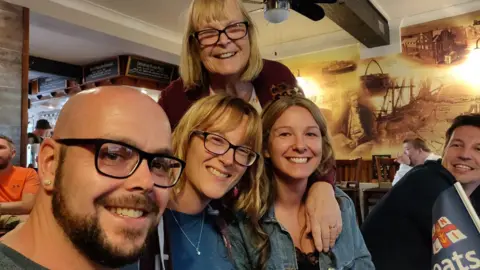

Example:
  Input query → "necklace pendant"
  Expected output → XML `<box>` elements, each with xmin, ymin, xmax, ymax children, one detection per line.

<box><xmin>196</xmin><ymin>249</ymin><xmax>201</xmax><ymax>255</ymax></box>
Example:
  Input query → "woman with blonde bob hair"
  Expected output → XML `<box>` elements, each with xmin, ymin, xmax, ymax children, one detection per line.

<box><xmin>158</xmin><ymin>0</ymin><xmax>342</xmax><ymax>255</ymax></box>
<box><xmin>142</xmin><ymin>94</ymin><xmax>264</xmax><ymax>270</ymax></box>
<box><xmin>170</xmin><ymin>94</ymin><xmax>263</xmax><ymax>216</ymax></box>
<box><xmin>229</xmin><ymin>92</ymin><xmax>374</xmax><ymax>270</ymax></box>
<box><xmin>158</xmin><ymin>0</ymin><xmax>303</xmax><ymax>128</ymax></box>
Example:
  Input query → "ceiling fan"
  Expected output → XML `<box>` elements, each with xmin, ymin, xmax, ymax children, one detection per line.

<box><xmin>243</xmin><ymin>0</ymin><xmax>337</xmax><ymax>24</ymax></box>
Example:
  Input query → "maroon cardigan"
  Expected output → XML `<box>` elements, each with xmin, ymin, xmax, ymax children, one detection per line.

<box><xmin>159</xmin><ymin>59</ymin><xmax>297</xmax><ymax>129</ymax></box>
<box><xmin>139</xmin><ymin>60</ymin><xmax>336</xmax><ymax>269</ymax></box>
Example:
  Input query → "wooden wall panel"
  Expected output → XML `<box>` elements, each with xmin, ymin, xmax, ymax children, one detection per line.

<box><xmin>0</xmin><ymin>1</ymin><xmax>25</xmax><ymax>166</ymax></box>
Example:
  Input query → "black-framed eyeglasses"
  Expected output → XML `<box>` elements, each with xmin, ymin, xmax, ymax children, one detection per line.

<box><xmin>55</xmin><ymin>138</ymin><xmax>185</xmax><ymax>188</ymax></box>
<box><xmin>192</xmin><ymin>131</ymin><xmax>258</xmax><ymax>167</ymax></box>
<box><xmin>193</xmin><ymin>21</ymin><xmax>249</xmax><ymax>46</ymax></box>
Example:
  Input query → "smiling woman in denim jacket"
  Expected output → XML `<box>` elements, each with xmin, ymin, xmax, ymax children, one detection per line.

<box><xmin>229</xmin><ymin>94</ymin><xmax>374</xmax><ymax>270</ymax></box>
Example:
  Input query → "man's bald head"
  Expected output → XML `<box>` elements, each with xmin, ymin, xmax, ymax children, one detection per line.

<box><xmin>55</xmin><ymin>86</ymin><xmax>170</xmax><ymax>141</ymax></box>
<box><xmin>34</xmin><ymin>86</ymin><xmax>174</xmax><ymax>268</ymax></box>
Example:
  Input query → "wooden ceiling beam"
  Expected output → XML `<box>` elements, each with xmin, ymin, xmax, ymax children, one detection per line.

<box><xmin>319</xmin><ymin>0</ymin><xmax>390</xmax><ymax>48</ymax></box>
<box><xmin>29</xmin><ymin>56</ymin><xmax>83</xmax><ymax>81</ymax></box>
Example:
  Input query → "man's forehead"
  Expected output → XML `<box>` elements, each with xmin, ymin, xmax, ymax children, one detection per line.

<box><xmin>54</xmin><ymin>86</ymin><xmax>172</xmax><ymax>157</ymax></box>
<box><xmin>451</xmin><ymin>126</ymin><xmax>480</xmax><ymax>141</ymax></box>
<box><xmin>55</xmin><ymin>86</ymin><xmax>169</xmax><ymax>133</ymax></box>
<box><xmin>60</xmin><ymin>105</ymin><xmax>169</xmax><ymax>139</ymax></box>
<box><xmin>99</xmin><ymin>134</ymin><xmax>172</xmax><ymax>154</ymax></box>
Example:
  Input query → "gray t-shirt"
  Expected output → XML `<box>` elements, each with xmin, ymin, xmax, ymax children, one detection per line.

<box><xmin>0</xmin><ymin>243</ymin><xmax>139</xmax><ymax>270</ymax></box>
<box><xmin>0</xmin><ymin>243</ymin><xmax>47</xmax><ymax>269</ymax></box>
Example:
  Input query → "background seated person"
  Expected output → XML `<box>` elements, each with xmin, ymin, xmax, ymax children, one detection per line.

<box><xmin>0</xmin><ymin>135</ymin><xmax>39</xmax><ymax>224</ymax></box>
<box><xmin>27</xmin><ymin>119</ymin><xmax>52</xmax><ymax>144</ymax></box>
<box><xmin>392</xmin><ymin>137</ymin><xmax>441</xmax><ymax>185</ymax></box>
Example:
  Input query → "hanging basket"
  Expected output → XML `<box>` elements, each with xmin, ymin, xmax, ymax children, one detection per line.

<box><xmin>360</xmin><ymin>59</ymin><xmax>390</xmax><ymax>92</ymax></box>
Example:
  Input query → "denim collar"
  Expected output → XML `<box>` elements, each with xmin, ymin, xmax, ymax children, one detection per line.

<box><xmin>262</xmin><ymin>206</ymin><xmax>277</xmax><ymax>223</ymax></box>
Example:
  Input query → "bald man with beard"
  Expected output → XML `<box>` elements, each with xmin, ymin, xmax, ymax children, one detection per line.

<box><xmin>0</xmin><ymin>87</ymin><xmax>185</xmax><ymax>270</ymax></box>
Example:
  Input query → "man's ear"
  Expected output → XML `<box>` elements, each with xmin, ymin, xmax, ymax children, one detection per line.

<box><xmin>38</xmin><ymin>138</ymin><xmax>59</xmax><ymax>192</ymax></box>
<box><xmin>11</xmin><ymin>148</ymin><xmax>16</xmax><ymax>159</ymax></box>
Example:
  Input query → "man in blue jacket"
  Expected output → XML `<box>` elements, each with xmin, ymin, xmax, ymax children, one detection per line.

<box><xmin>361</xmin><ymin>113</ymin><xmax>480</xmax><ymax>270</ymax></box>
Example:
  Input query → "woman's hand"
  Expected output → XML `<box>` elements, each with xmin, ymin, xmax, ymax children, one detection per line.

<box><xmin>305</xmin><ymin>182</ymin><xmax>342</xmax><ymax>252</ymax></box>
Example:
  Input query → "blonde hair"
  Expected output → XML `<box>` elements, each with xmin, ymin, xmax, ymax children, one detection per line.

<box><xmin>171</xmin><ymin>94</ymin><xmax>264</xmax><ymax>220</ymax></box>
<box><xmin>250</xmin><ymin>94</ymin><xmax>336</xmax><ymax>270</ymax></box>
<box><xmin>179</xmin><ymin>0</ymin><xmax>263</xmax><ymax>89</ymax></box>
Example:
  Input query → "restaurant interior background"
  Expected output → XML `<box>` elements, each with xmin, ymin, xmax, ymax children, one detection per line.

<box><xmin>281</xmin><ymin>10</ymin><xmax>480</xmax><ymax>160</ymax></box>
<box><xmin>1</xmin><ymin>0</ymin><xmax>479</xmax><ymax>185</ymax></box>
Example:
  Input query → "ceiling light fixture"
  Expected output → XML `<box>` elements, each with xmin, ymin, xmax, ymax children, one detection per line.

<box><xmin>264</xmin><ymin>0</ymin><xmax>289</xmax><ymax>24</ymax></box>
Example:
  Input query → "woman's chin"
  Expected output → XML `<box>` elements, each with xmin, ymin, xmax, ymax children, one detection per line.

<box><xmin>288</xmin><ymin>175</ymin><xmax>311</xmax><ymax>182</ymax></box>
<box><xmin>209</xmin><ymin>66</ymin><xmax>245</xmax><ymax>78</ymax></box>
<box><xmin>203</xmin><ymin>188</ymin><xmax>231</xmax><ymax>200</ymax></box>
<box><xmin>213</xmin><ymin>71</ymin><xmax>240</xmax><ymax>78</ymax></box>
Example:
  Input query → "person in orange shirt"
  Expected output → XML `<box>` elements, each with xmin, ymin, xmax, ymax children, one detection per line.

<box><xmin>0</xmin><ymin>135</ymin><xmax>39</xmax><ymax>215</ymax></box>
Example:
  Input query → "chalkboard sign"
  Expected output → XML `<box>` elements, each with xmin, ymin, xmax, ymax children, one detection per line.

<box><xmin>38</xmin><ymin>77</ymin><xmax>67</xmax><ymax>93</ymax></box>
<box><xmin>83</xmin><ymin>57</ymin><xmax>120</xmax><ymax>83</ymax></box>
<box><xmin>126</xmin><ymin>56</ymin><xmax>175</xmax><ymax>83</ymax></box>
<box><xmin>372</xmin><ymin>154</ymin><xmax>391</xmax><ymax>179</ymax></box>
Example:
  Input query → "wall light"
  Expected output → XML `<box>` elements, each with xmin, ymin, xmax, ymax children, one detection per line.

<box><xmin>296</xmin><ymin>69</ymin><xmax>321</xmax><ymax>98</ymax></box>
<box><xmin>452</xmin><ymin>38</ymin><xmax>480</xmax><ymax>87</ymax></box>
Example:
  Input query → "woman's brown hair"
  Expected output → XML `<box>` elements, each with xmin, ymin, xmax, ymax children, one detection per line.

<box><xmin>249</xmin><ymin>87</ymin><xmax>336</xmax><ymax>270</ymax></box>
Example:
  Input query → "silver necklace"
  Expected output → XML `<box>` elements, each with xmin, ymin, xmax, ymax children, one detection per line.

<box><xmin>169</xmin><ymin>209</ymin><xmax>205</xmax><ymax>256</ymax></box>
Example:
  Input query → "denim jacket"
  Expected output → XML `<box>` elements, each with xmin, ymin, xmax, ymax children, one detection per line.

<box><xmin>228</xmin><ymin>188</ymin><xmax>375</xmax><ymax>270</ymax></box>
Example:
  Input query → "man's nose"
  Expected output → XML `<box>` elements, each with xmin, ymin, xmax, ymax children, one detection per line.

<box><xmin>458</xmin><ymin>155</ymin><xmax>472</xmax><ymax>161</ymax></box>
<box><xmin>457</xmin><ymin>146</ymin><xmax>474</xmax><ymax>161</ymax></box>
<box><xmin>123</xmin><ymin>160</ymin><xmax>155</xmax><ymax>191</ymax></box>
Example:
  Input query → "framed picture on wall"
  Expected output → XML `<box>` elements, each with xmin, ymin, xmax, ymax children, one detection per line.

<box><xmin>372</xmin><ymin>154</ymin><xmax>391</xmax><ymax>179</ymax></box>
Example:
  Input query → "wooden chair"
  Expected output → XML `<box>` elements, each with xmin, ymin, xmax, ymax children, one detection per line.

<box><xmin>363</xmin><ymin>157</ymin><xmax>398</xmax><ymax>220</ymax></box>
<box><xmin>376</xmin><ymin>157</ymin><xmax>398</xmax><ymax>186</ymax></box>
<box><xmin>335</xmin><ymin>158</ymin><xmax>363</xmax><ymax>225</ymax></box>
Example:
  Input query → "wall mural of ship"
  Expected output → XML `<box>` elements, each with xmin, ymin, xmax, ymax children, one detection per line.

<box><xmin>322</xmin><ymin>60</ymin><xmax>357</xmax><ymax>75</ymax></box>
<box><xmin>361</xmin><ymin>59</ymin><xmax>445</xmax><ymax>147</ymax></box>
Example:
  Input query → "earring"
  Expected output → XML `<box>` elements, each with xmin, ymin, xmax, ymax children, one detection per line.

<box><xmin>43</xmin><ymin>180</ymin><xmax>52</xmax><ymax>186</ymax></box>
<box><xmin>233</xmin><ymin>186</ymin><xmax>239</xmax><ymax>197</ymax></box>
